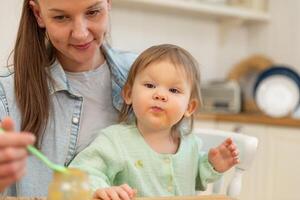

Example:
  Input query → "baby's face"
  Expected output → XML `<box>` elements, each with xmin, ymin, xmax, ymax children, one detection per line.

<box><xmin>126</xmin><ymin>60</ymin><xmax>195</xmax><ymax>132</ymax></box>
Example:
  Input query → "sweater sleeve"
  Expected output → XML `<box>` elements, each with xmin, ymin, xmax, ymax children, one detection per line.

<box><xmin>69</xmin><ymin>132</ymin><xmax>124</xmax><ymax>191</ymax></box>
<box><xmin>194</xmin><ymin>133</ymin><xmax>223</xmax><ymax>191</ymax></box>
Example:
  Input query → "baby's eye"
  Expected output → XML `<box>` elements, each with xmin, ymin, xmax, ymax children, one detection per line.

<box><xmin>144</xmin><ymin>83</ymin><xmax>155</xmax><ymax>88</ymax></box>
<box><xmin>169</xmin><ymin>88</ymin><xmax>180</xmax><ymax>94</ymax></box>
<box><xmin>86</xmin><ymin>9</ymin><xmax>101</xmax><ymax>17</ymax></box>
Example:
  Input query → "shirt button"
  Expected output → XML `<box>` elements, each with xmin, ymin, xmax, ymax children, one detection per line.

<box><xmin>164</xmin><ymin>158</ymin><xmax>170</xmax><ymax>163</ymax></box>
<box><xmin>72</xmin><ymin>117</ymin><xmax>79</xmax><ymax>124</ymax></box>
<box><xmin>169</xmin><ymin>176</ymin><xmax>173</xmax><ymax>182</ymax></box>
<box><xmin>167</xmin><ymin>185</ymin><xmax>173</xmax><ymax>192</ymax></box>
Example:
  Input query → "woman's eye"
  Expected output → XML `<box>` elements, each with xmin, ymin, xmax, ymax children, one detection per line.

<box><xmin>169</xmin><ymin>88</ymin><xmax>180</xmax><ymax>94</ymax></box>
<box><xmin>53</xmin><ymin>15</ymin><xmax>68</xmax><ymax>22</ymax></box>
<box><xmin>144</xmin><ymin>83</ymin><xmax>155</xmax><ymax>88</ymax></box>
<box><xmin>87</xmin><ymin>10</ymin><xmax>100</xmax><ymax>17</ymax></box>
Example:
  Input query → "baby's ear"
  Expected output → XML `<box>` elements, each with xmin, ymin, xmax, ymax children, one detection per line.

<box><xmin>184</xmin><ymin>98</ymin><xmax>199</xmax><ymax>117</ymax></box>
<box><xmin>122</xmin><ymin>84</ymin><xmax>132</xmax><ymax>105</ymax></box>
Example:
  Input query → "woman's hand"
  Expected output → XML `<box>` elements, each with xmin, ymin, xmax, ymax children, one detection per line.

<box><xmin>0</xmin><ymin>117</ymin><xmax>35</xmax><ymax>192</ymax></box>
<box><xmin>208</xmin><ymin>138</ymin><xmax>239</xmax><ymax>173</ymax></box>
<box><xmin>93</xmin><ymin>184</ymin><xmax>136</xmax><ymax>200</ymax></box>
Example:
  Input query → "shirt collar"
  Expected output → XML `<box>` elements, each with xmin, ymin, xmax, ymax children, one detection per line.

<box><xmin>47</xmin><ymin>45</ymin><xmax>111</xmax><ymax>96</ymax></box>
<box><xmin>47</xmin><ymin>60</ymin><xmax>73</xmax><ymax>95</ymax></box>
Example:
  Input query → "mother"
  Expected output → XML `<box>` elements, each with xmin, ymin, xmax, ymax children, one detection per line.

<box><xmin>0</xmin><ymin>0</ymin><xmax>136</xmax><ymax>196</ymax></box>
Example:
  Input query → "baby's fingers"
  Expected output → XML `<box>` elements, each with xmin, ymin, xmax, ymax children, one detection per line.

<box><xmin>232</xmin><ymin>149</ymin><xmax>239</xmax><ymax>157</ymax></box>
<box><xmin>224</xmin><ymin>138</ymin><xmax>233</xmax><ymax>146</ymax></box>
<box><xmin>93</xmin><ymin>189</ymin><xmax>110</xmax><ymax>200</ymax></box>
<box><xmin>233</xmin><ymin>157</ymin><xmax>240</xmax><ymax>164</ymax></box>
<box><xmin>231</xmin><ymin>148</ymin><xmax>239</xmax><ymax>165</ymax></box>
<box><xmin>228</xmin><ymin>143</ymin><xmax>238</xmax><ymax>152</ymax></box>
<box><xmin>93</xmin><ymin>186</ymin><xmax>133</xmax><ymax>200</ymax></box>
<box><xmin>120</xmin><ymin>184</ymin><xmax>136</xmax><ymax>198</ymax></box>
<box><xmin>115</xmin><ymin>186</ymin><xmax>133</xmax><ymax>200</ymax></box>
<box><xmin>107</xmin><ymin>189</ymin><xmax>122</xmax><ymax>200</ymax></box>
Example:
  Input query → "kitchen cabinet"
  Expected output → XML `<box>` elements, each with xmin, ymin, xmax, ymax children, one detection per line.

<box><xmin>195</xmin><ymin>119</ymin><xmax>300</xmax><ymax>200</ymax></box>
<box><xmin>113</xmin><ymin>0</ymin><xmax>270</xmax><ymax>23</ymax></box>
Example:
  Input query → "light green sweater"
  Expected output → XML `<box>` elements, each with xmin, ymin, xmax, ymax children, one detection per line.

<box><xmin>69</xmin><ymin>124</ymin><xmax>221</xmax><ymax>197</ymax></box>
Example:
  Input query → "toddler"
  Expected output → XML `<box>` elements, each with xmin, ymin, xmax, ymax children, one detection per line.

<box><xmin>70</xmin><ymin>44</ymin><xmax>239</xmax><ymax>200</ymax></box>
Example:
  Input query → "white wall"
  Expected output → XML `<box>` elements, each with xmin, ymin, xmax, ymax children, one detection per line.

<box><xmin>110</xmin><ymin>0</ymin><xmax>300</xmax><ymax>79</ymax></box>
<box><xmin>248</xmin><ymin>0</ymin><xmax>300</xmax><ymax>74</ymax></box>
<box><xmin>1</xmin><ymin>0</ymin><xmax>299</xmax><ymax>80</ymax></box>
<box><xmin>0</xmin><ymin>0</ymin><xmax>22</xmax><ymax>66</ymax></box>
<box><xmin>110</xmin><ymin>4</ymin><xmax>249</xmax><ymax>81</ymax></box>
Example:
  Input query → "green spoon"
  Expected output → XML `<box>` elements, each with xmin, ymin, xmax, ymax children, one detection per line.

<box><xmin>0</xmin><ymin>128</ymin><xmax>68</xmax><ymax>173</ymax></box>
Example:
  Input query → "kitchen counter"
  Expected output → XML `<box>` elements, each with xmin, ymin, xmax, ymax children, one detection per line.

<box><xmin>196</xmin><ymin>113</ymin><xmax>300</xmax><ymax>128</ymax></box>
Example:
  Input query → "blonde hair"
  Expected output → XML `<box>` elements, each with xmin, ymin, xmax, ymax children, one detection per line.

<box><xmin>119</xmin><ymin>44</ymin><xmax>202</xmax><ymax>135</ymax></box>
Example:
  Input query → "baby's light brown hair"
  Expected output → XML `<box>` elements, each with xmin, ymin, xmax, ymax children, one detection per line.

<box><xmin>119</xmin><ymin>44</ymin><xmax>202</xmax><ymax>135</ymax></box>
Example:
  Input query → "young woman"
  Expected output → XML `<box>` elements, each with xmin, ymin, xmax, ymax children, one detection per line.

<box><xmin>0</xmin><ymin>0</ymin><xmax>137</xmax><ymax>196</ymax></box>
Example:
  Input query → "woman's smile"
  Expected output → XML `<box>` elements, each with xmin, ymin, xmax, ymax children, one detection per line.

<box><xmin>71</xmin><ymin>40</ymin><xmax>94</xmax><ymax>50</ymax></box>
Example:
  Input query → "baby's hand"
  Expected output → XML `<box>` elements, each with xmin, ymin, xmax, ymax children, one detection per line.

<box><xmin>93</xmin><ymin>184</ymin><xmax>136</xmax><ymax>200</ymax></box>
<box><xmin>208</xmin><ymin>138</ymin><xmax>239</xmax><ymax>173</ymax></box>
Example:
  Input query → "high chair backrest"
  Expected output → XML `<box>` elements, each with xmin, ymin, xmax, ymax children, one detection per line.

<box><xmin>194</xmin><ymin>128</ymin><xmax>258</xmax><ymax>198</ymax></box>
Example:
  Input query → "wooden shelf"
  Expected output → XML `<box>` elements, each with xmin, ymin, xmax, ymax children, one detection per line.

<box><xmin>196</xmin><ymin>113</ymin><xmax>300</xmax><ymax>128</ymax></box>
<box><xmin>113</xmin><ymin>0</ymin><xmax>270</xmax><ymax>23</ymax></box>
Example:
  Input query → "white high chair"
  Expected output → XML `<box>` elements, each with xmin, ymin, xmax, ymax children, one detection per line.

<box><xmin>194</xmin><ymin>128</ymin><xmax>258</xmax><ymax>198</ymax></box>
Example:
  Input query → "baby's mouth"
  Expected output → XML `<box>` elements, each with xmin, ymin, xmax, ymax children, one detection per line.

<box><xmin>151</xmin><ymin>106</ymin><xmax>164</xmax><ymax>112</ymax></box>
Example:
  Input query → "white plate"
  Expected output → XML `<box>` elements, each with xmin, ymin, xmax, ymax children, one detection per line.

<box><xmin>255</xmin><ymin>75</ymin><xmax>300</xmax><ymax>117</ymax></box>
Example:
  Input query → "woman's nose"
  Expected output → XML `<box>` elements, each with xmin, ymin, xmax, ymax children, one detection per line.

<box><xmin>153</xmin><ymin>92</ymin><xmax>168</xmax><ymax>102</ymax></box>
<box><xmin>71</xmin><ymin>18</ymin><xmax>89</xmax><ymax>40</ymax></box>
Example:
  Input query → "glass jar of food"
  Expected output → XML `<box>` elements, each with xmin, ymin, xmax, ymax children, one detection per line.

<box><xmin>48</xmin><ymin>168</ymin><xmax>92</xmax><ymax>200</ymax></box>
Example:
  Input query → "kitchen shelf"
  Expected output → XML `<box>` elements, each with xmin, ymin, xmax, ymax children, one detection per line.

<box><xmin>113</xmin><ymin>0</ymin><xmax>270</xmax><ymax>23</ymax></box>
<box><xmin>196</xmin><ymin>113</ymin><xmax>300</xmax><ymax>128</ymax></box>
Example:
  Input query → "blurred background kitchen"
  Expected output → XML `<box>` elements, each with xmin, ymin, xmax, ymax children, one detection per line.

<box><xmin>1</xmin><ymin>0</ymin><xmax>299</xmax><ymax>200</ymax></box>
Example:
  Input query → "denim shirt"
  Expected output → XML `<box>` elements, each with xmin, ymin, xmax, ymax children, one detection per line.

<box><xmin>0</xmin><ymin>44</ymin><xmax>137</xmax><ymax>197</ymax></box>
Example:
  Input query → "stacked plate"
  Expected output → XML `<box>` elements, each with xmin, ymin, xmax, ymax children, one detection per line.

<box><xmin>253</xmin><ymin>66</ymin><xmax>300</xmax><ymax>118</ymax></box>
